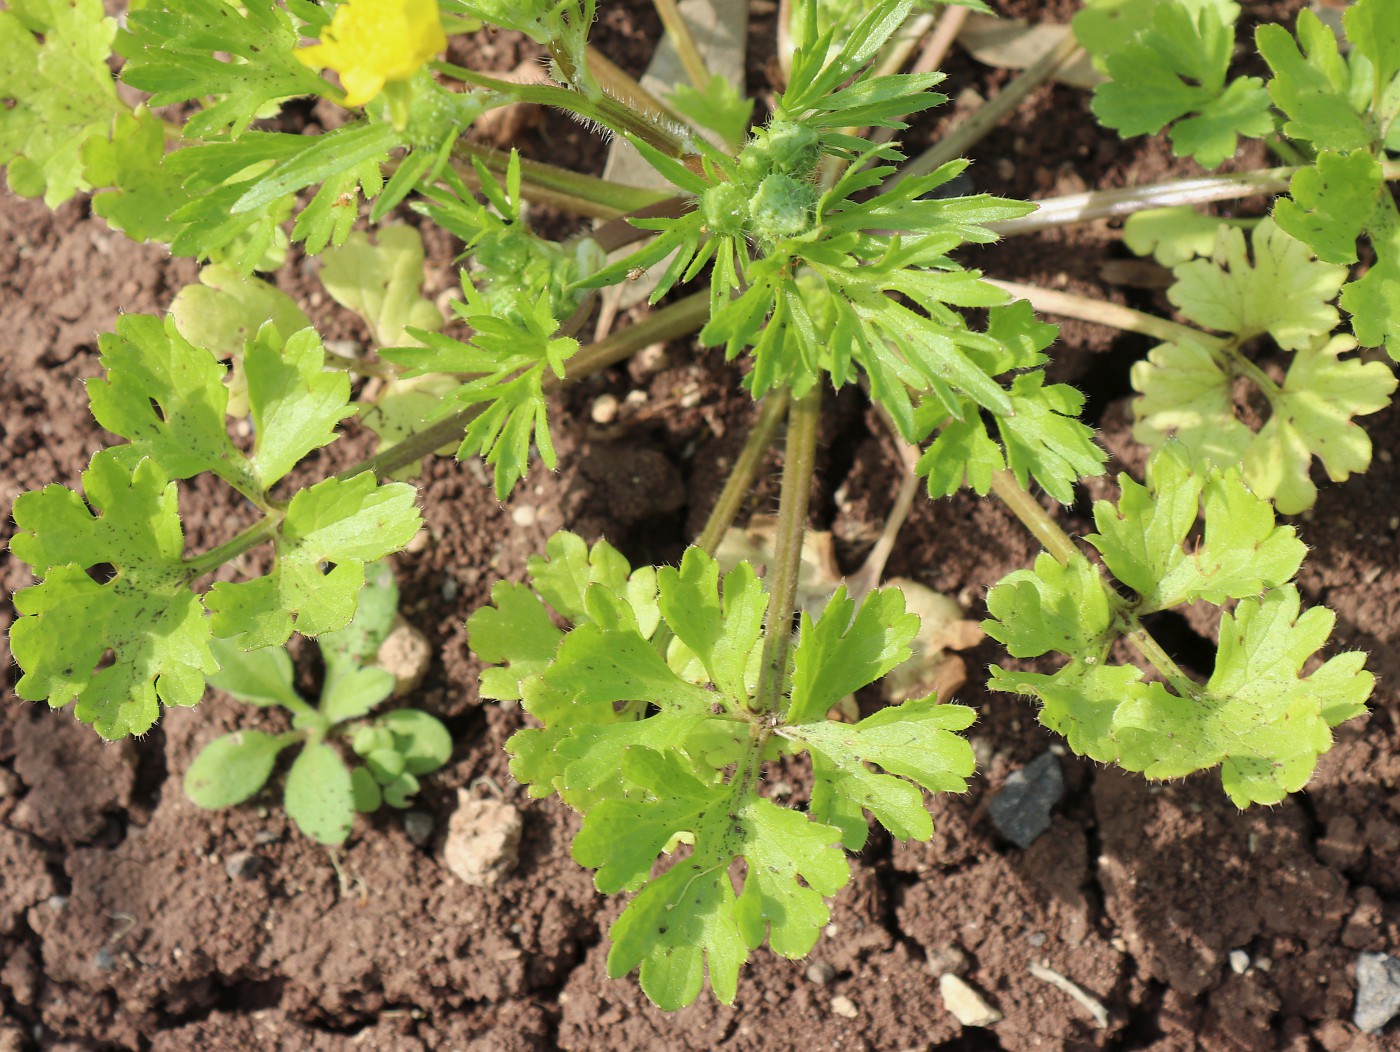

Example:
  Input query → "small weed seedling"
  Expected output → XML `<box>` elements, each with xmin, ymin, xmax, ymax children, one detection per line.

<box><xmin>3</xmin><ymin>0</ymin><xmax>1395</xmax><ymax>1010</ymax></box>
<box><xmin>184</xmin><ymin>563</ymin><xmax>452</xmax><ymax>845</ymax></box>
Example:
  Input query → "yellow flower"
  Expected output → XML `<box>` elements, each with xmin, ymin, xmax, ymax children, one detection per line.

<box><xmin>296</xmin><ymin>0</ymin><xmax>447</xmax><ymax>108</ymax></box>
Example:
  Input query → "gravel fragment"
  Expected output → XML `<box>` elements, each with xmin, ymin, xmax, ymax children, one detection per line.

<box><xmin>1229</xmin><ymin>949</ymin><xmax>1250</xmax><ymax>975</ymax></box>
<box><xmin>829</xmin><ymin>995</ymin><xmax>858</xmax><ymax>1018</ymax></box>
<box><xmin>444</xmin><ymin>791</ymin><xmax>522</xmax><ymax>887</ymax></box>
<box><xmin>223</xmin><ymin>851</ymin><xmax>261</xmax><ymax>880</ymax></box>
<box><xmin>805</xmin><ymin>961</ymin><xmax>836</xmax><ymax>985</ymax></box>
<box><xmin>375</xmin><ymin>616</ymin><xmax>433</xmax><ymax>697</ymax></box>
<box><xmin>987</xmin><ymin>750</ymin><xmax>1064</xmax><ymax>849</ymax></box>
<box><xmin>1355</xmin><ymin>952</ymin><xmax>1400</xmax><ymax>1033</ymax></box>
<box><xmin>403</xmin><ymin>810</ymin><xmax>434</xmax><ymax>847</ymax></box>
<box><xmin>926</xmin><ymin>944</ymin><xmax>970</xmax><ymax>978</ymax></box>
<box><xmin>939</xmin><ymin>973</ymin><xmax>1002</xmax><ymax>1027</ymax></box>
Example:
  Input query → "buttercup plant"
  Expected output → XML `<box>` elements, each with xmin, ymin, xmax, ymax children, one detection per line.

<box><xmin>1</xmin><ymin>0</ymin><xmax>1393</xmax><ymax>1010</ymax></box>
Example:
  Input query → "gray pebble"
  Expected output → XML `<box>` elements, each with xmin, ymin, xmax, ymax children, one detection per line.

<box><xmin>224</xmin><ymin>851</ymin><xmax>261</xmax><ymax>880</ymax></box>
<box><xmin>987</xmin><ymin>751</ymin><xmax>1064</xmax><ymax>849</ymax></box>
<box><xmin>404</xmin><ymin>810</ymin><xmax>434</xmax><ymax>847</ymax></box>
<box><xmin>91</xmin><ymin>948</ymin><xmax>116</xmax><ymax>972</ymax></box>
<box><xmin>1356</xmin><ymin>952</ymin><xmax>1400</xmax><ymax>1033</ymax></box>
<box><xmin>806</xmin><ymin>961</ymin><xmax>836</xmax><ymax>985</ymax></box>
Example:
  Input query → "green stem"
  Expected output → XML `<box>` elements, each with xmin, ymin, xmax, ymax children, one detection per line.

<box><xmin>584</xmin><ymin>45</ymin><xmax>690</xmax><ymax>132</ymax></box>
<box><xmin>893</xmin><ymin>32</ymin><xmax>1083</xmax><ymax>186</ymax></box>
<box><xmin>340</xmin><ymin>291</ymin><xmax>711</xmax><ymax>482</ymax></box>
<box><xmin>696</xmin><ymin>391</ymin><xmax>790</xmax><ymax>555</ymax></box>
<box><xmin>184</xmin><ymin>512</ymin><xmax>284</xmax><ymax>580</ymax></box>
<box><xmin>451</xmin><ymin>141</ymin><xmax>671</xmax><ymax>219</ymax></box>
<box><xmin>988</xmin><ymin>470</ymin><xmax>1079</xmax><ymax>566</ymax></box>
<box><xmin>986</xmin><ymin>279</ymin><xmax>1282</xmax><ymax>398</ymax></box>
<box><xmin>755</xmin><ymin>386</ymin><xmax>822</xmax><ymax>717</ymax></box>
<box><xmin>652</xmin><ymin>0</ymin><xmax>712</xmax><ymax>90</ymax></box>
<box><xmin>1121</xmin><ymin>617</ymin><xmax>1199</xmax><ymax>698</ymax></box>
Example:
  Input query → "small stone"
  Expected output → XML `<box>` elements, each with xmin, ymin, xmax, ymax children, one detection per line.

<box><xmin>224</xmin><ymin>851</ymin><xmax>261</xmax><ymax>880</ymax></box>
<box><xmin>806</xmin><ymin>961</ymin><xmax>836</xmax><ymax>985</ymax></box>
<box><xmin>1355</xmin><ymin>952</ymin><xmax>1400</xmax><ymax>1033</ymax></box>
<box><xmin>633</xmin><ymin>343</ymin><xmax>670</xmax><ymax>374</ymax></box>
<box><xmin>405</xmin><ymin>529</ymin><xmax>430</xmax><ymax>554</ymax></box>
<box><xmin>511</xmin><ymin>504</ymin><xmax>537</xmax><ymax>527</ymax></box>
<box><xmin>939</xmin><ymin>974</ymin><xmax>1002</xmax><ymax>1027</ymax></box>
<box><xmin>254</xmin><ymin>830</ymin><xmax>280</xmax><ymax>846</ymax></box>
<box><xmin>830</xmin><ymin>995</ymin><xmax>859</xmax><ymax>1019</ymax></box>
<box><xmin>1027</xmin><ymin>932</ymin><xmax>1047</xmax><ymax>948</ymax></box>
<box><xmin>440</xmin><ymin>577</ymin><xmax>459</xmax><ymax>602</ymax></box>
<box><xmin>404</xmin><ymin>811</ymin><xmax>434</xmax><ymax>847</ymax></box>
<box><xmin>591</xmin><ymin>393</ymin><xmax>619</xmax><ymax>424</ymax></box>
<box><xmin>927</xmin><ymin>944</ymin><xmax>970</xmax><ymax>978</ymax></box>
<box><xmin>91</xmin><ymin>948</ymin><xmax>117</xmax><ymax>972</ymax></box>
<box><xmin>1229</xmin><ymin>949</ymin><xmax>1250</xmax><ymax>975</ymax></box>
<box><xmin>444</xmin><ymin>791</ymin><xmax>523</xmax><ymax>887</ymax></box>
<box><xmin>375</xmin><ymin>616</ymin><xmax>432</xmax><ymax>697</ymax></box>
<box><xmin>987</xmin><ymin>751</ymin><xmax>1064</xmax><ymax>849</ymax></box>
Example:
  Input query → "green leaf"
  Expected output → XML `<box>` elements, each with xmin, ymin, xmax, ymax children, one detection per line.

<box><xmin>169</xmin><ymin>265</ymin><xmax>311</xmax><ymax>362</ymax></box>
<box><xmin>205</xmin><ymin>474</ymin><xmax>421</xmax><ymax>649</ymax></box>
<box><xmin>184</xmin><ymin>730</ymin><xmax>293</xmax><ymax>809</ymax></box>
<box><xmin>207</xmin><ymin>636</ymin><xmax>302</xmax><ymax>709</ymax></box>
<box><xmin>1122</xmin><ymin>207</ymin><xmax>1249</xmax><ymax>267</ymax></box>
<box><xmin>244</xmin><ymin>325</ymin><xmax>355</xmax><ymax>489</ymax></box>
<box><xmin>1257</xmin><ymin>11</ymin><xmax>1374</xmax><ymax>152</ymax></box>
<box><xmin>351</xmin><ymin>765</ymin><xmax>383</xmax><ymax>812</ymax></box>
<box><xmin>1244</xmin><ymin>334</ymin><xmax>1397</xmax><ymax>513</ymax></box>
<box><xmin>318</xmin><ymin>559</ymin><xmax>401</xmax><ymax>690</ymax></box>
<box><xmin>1273</xmin><ymin>150</ymin><xmax>1384</xmax><ymax>266</ymax></box>
<box><xmin>321</xmin><ymin>668</ymin><xmax>396</xmax><ymax>725</ymax></box>
<box><xmin>1086</xmin><ymin>444</ymin><xmax>1305</xmax><ymax>611</ymax></box>
<box><xmin>1074</xmin><ymin>0</ymin><xmax>1241</xmax><ymax>66</ymax></box>
<box><xmin>525</xmin><ymin>531</ymin><xmax>658</xmax><ymax>632</ymax></box>
<box><xmin>119</xmin><ymin>0</ymin><xmax>327</xmax><ymax>138</ymax></box>
<box><xmin>9</xmin><ymin>451</ymin><xmax>217</xmax><ymax>739</ymax></box>
<box><xmin>1132</xmin><ymin>334</ymin><xmax>1395</xmax><ymax>514</ymax></box>
<box><xmin>382</xmin><ymin>709</ymin><xmax>453</xmax><ymax>774</ymax></box>
<box><xmin>88</xmin><ymin>315</ymin><xmax>258</xmax><ymax>496</ymax></box>
<box><xmin>1091</xmin><ymin>2</ymin><xmax>1271</xmax><ymax>168</ymax></box>
<box><xmin>983</xmin><ymin>552</ymin><xmax>1113</xmax><ymax>659</ymax></box>
<box><xmin>83</xmin><ymin>108</ymin><xmax>187</xmax><ymax>242</ymax></box>
<box><xmin>575</xmin><ymin>748</ymin><xmax>848</xmax><ymax>1010</ymax></box>
<box><xmin>1130</xmin><ymin>339</ymin><xmax>1253</xmax><ymax>468</ymax></box>
<box><xmin>786</xmin><ymin>695</ymin><xmax>975</xmax><ymax>849</ymax></box>
<box><xmin>0</xmin><ymin>0</ymin><xmax>123</xmax><ymax>206</ymax></box>
<box><xmin>656</xmin><ymin>549</ymin><xmax>767</xmax><ymax>710</ymax></box>
<box><xmin>468</xmin><ymin>582</ymin><xmax>565</xmax><ymax>702</ymax></box>
<box><xmin>998</xmin><ymin>372</ymin><xmax>1106</xmax><ymax>505</ymax></box>
<box><xmin>284</xmin><ymin>740</ymin><xmax>356</xmax><ymax>844</ymax></box>
<box><xmin>1117</xmin><ymin>587</ymin><xmax>1372</xmax><ymax>806</ymax></box>
<box><xmin>786</xmin><ymin>586</ymin><xmax>919</xmax><ymax>725</ymax></box>
<box><xmin>1168</xmin><ymin>219</ymin><xmax>1347</xmax><ymax>350</ymax></box>
<box><xmin>1342</xmin><ymin>224</ymin><xmax>1400</xmax><ymax>356</ymax></box>
<box><xmin>318</xmin><ymin>226</ymin><xmax>444</xmax><ymax>346</ymax></box>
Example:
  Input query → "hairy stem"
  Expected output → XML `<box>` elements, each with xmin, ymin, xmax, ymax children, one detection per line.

<box><xmin>184</xmin><ymin>512</ymin><xmax>285</xmax><ymax>580</ymax></box>
<box><xmin>893</xmin><ymin>32</ymin><xmax>1082</xmax><ymax>186</ymax></box>
<box><xmin>340</xmin><ymin>291</ymin><xmax>711</xmax><ymax>482</ymax></box>
<box><xmin>696</xmin><ymin>391</ymin><xmax>790</xmax><ymax>556</ymax></box>
<box><xmin>988</xmin><ymin>470</ymin><xmax>1079</xmax><ymax>566</ymax></box>
<box><xmin>652</xmin><ymin>0</ymin><xmax>712</xmax><ymax>90</ymax></box>
<box><xmin>755</xmin><ymin>386</ymin><xmax>821</xmax><ymax>717</ymax></box>
<box><xmin>451</xmin><ymin>142</ymin><xmax>671</xmax><ymax>218</ymax></box>
<box><xmin>440</xmin><ymin>64</ymin><xmax>688</xmax><ymax>156</ymax></box>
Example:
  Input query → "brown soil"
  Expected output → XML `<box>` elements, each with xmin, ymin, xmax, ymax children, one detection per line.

<box><xmin>3</xmin><ymin>2</ymin><xmax>1398</xmax><ymax>1050</ymax></box>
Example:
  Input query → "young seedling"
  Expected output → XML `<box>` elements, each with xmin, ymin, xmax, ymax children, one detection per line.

<box><xmin>184</xmin><ymin>563</ymin><xmax>452</xmax><ymax>845</ymax></box>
